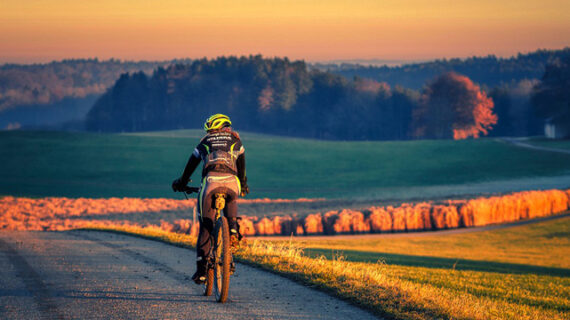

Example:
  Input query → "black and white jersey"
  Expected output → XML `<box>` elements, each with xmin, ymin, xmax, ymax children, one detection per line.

<box><xmin>193</xmin><ymin>129</ymin><xmax>245</xmax><ymax>177</ymax></box>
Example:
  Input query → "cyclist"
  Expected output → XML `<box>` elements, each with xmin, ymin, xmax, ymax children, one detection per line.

<box><xmin>172</xmin><ymin>113</ymin><xmax>249</xmax><ymax>284</ymax></box>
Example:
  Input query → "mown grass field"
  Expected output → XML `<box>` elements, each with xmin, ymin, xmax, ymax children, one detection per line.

<box><xmin>291</xmin><ymin>216</ymin><xmax>570</xmax><ymax>270</ymax></box>
<box><xmin>283</xmin><ymin>215</ymin><xmax>570</xmax><ymax>319</ymax></box>
<box><xmin>1</xmin><ymin>130</ymin><xmax>570</xmax><ymax>199</ymax></box>
<box><xmin>93</xmin><ymin>214</ymin><xmax>570</xmax><ymax>320</ymax></box>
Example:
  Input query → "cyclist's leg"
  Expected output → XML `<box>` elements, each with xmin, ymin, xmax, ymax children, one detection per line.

<box><xmin>225</xmin><ymin>200</ymin><xmax>239</xmax><ymax>235</ymax></box>
<box><xmin>197</xmin><ymin>189</ymin><xmax>215</xmax><ymax>258</ymax></box>
<box><xmin>222</xmin><ymin>180</ymin><xmax>241</xmax><ymax>248</ymax></box>
<box><xmin>193</xmin><ymin>181</ymin><xmax>215</xmax><ymax>283</ymax></box>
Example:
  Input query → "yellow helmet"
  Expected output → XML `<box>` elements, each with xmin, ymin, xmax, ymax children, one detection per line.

<box><xmin>204</xmin><ymin>113</ymin><xmax>232</xmax><ymax>131</ymax></box>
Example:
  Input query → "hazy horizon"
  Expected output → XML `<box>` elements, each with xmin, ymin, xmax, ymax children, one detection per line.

<box><xmin>0</xmin><ymin>46</ymin><xmax>567</xmax><ymax>67</ymax></box>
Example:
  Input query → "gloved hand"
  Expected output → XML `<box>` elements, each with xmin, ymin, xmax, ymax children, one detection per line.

<box><xmin>171</xmin><ymin>178</ymin><xmax>185</xmax><ymax>192</ymax></box>
<box><xmin>240</xmin><ymin>183</ymin><xmax>250</xmax><ymax>197</ymax></box>
<box><xmin>239</xmin><ymin>177</ymin><xmax>249</xmax><ymax>196</ymax></box>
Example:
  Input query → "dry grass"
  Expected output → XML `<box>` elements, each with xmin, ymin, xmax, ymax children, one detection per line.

<box><xmin>258</xmin><ymin>189</ymin><xmax>570</xmax><ymax>236</ymax></box>
<box><xmin>0</xmin><ymin>196</ymin><xmax>318</xmax><ymax>232</ymax></box>
<box><xmin>2</xmin><ymin>189</ymin><xmax>569</xmax><ymax>238</ymax></box>
<box><xmin>239</xmin><ymin>240</ymin><xmax>568</xmax><ymax>320</ymax></box>
<box><xmin>89</xmin><ymin>216</ymin><xmax>570</xmax><ymax>320</ymax></box>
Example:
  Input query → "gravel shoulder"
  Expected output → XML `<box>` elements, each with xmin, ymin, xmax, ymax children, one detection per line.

<box><xmin>0</xmin><ymin>231</ymin><xmax>378</xmax><ymax>320</ymax></box>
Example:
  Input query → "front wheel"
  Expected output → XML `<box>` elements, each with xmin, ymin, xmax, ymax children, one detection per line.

<box><xmin>213</xmin><ymin>216</ymin><xmax>231</xmax><ymax>303</ymax></box>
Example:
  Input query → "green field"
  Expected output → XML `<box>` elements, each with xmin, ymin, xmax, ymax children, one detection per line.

<box><xmin>259</xmin><ymin>215</ymin><xmax>570</xmax><ymax>319</ymax></box>
<box><xmin>298</xmin><ymin>216</ymin><xmax>570</xmax><ymax>271</ymax></box>
<box><xmin>1</xmin><ymin>130</ymin><xmax>570</xmax><ymax>199</ymax></box>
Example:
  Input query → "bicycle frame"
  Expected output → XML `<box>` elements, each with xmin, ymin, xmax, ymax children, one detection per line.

<box><xmin>181</xmin><ymin>186</ymin><xmax>233</xmax><ymax>303</ymax></box>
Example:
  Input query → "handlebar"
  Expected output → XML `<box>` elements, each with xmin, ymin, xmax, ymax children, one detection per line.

<box><xmin>182</xmin><ymin>186</ymin><xmax>200</xmax><ymax>194</ymax></box>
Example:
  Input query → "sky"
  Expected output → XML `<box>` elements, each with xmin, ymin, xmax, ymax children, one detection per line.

<box><xmin>0</xmin><ymin>0</ymin><xmax>569</xmax><ymax>64</ymax></box>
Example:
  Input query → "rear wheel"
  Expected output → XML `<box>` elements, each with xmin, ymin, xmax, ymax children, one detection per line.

<box><xmin>214</xmin><ymin>216</ymin><xmax>231</xmax><ymax>303</ymax></box>
<box><xmin>204</xmin><ymin>236</ymin><xmax>214</xmax><ymax>296</ymax></box>
<box><xmin>204</xmin><ymin>267</ymin><xmax>214</xmax><ymax>296</ymax></box>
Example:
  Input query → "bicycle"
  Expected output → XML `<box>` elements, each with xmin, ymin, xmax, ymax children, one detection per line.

<box><xmin>182</xmin><ymin>186</ymin><xmax>233</xmax><ymax>303</ymax></box>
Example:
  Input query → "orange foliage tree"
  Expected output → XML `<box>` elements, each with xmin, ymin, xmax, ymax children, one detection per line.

<box><xmin>412</xmin><ymin>72</ymin><xmax>497</xmax><ymax>139</ymax></box>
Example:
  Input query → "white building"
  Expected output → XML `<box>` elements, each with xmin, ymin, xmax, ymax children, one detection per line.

<box><xmin>545</xmin><ymin>116</ymin><xmax>570</xmax><ymax>139</ymax></box>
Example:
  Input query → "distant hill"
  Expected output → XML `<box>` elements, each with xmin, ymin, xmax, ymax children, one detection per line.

<box><xmin>3</xmin><ymin>48</ymin><xmax>567</xmax><ymax>137</ymax></box>
<box><xmin>316</xmin><ymin>48</ymin><xmax>570</xmax><ymax>89</ymax></box>
<box><xmin>0</xmin><ymin>59</ymin><xmax>190</xmax><ymax>129</ymax></box>
<box><xmin>0</xmin><ymin>94</ymin><xmax>99</xmax><ymax>130</ymax></box>
<box><xmin>86</xmin><ymin>52</ymin><xmax>562</xmax><ymax>139</ymax></box>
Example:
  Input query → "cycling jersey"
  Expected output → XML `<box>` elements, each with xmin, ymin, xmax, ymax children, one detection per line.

<box><xmin>179</xmin><ymin>127</ymin><xmax>246</xmax><ymax>187</ymax></box>
<box><xmin>193</xmin><ymin>129</ymin><xmax>245</xmax><ymax>177</ymax></box>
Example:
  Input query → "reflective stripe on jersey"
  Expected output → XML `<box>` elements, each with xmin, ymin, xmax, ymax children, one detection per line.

<box><xmin>230</xmin><ymin>143</ymin><xmax>237</xmax><ymax>160</ymax></box>
<box><xmin>235</xmin><ymin>176</ymin><xmax>241</xmax><ymax>195</ymax></box>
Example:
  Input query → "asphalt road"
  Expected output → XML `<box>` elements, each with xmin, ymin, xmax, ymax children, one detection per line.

<box><xmin>500</xmin><ymin>137</ymin><xmax>570</xmax><ymax>155</ymax></box>
<box><xmin>0</xmin><ymin>231</ymin><xmax>377</xmax><ymax>320</ymax></box>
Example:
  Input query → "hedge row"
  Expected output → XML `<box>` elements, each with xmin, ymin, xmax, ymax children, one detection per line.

<box><xmin>237</xmin><ymin>189</ymin><xmax>570</xmax><ymax>236</ymax></box>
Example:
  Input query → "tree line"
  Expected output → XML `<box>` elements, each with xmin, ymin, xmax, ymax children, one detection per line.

<box><xmin>318</xmin><ymin>48</ymin><xmax>569</xmax><ymax>90</ymax></box>
<box><xmin>531</xmin><ymin>53</ymin><xmax>570</xmax><ymax>127</ymax></box>
<box><xmin>86</xmin><ymin>56</ymin><xmax>501</xmax><ymax>140</ymax></box>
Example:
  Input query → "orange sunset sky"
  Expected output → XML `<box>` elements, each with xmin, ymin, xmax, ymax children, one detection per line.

<box><xmin>0</xmin><ymin>0</ymin><xmax>569</xmax><ymax>64</ymax></box>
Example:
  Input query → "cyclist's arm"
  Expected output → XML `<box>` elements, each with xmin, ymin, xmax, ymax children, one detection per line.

<box><xmin>180</xmin><ymin>149</ymin><xmax>202</xmax><ymax>184</ymax></box>
<box><xmin>236</xmin><ymin>153</ymin><xmax>246</xmax><ymax>185</ymax></box>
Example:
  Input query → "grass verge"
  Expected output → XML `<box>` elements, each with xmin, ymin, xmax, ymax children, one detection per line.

<box><xmin>81</xmin><ymin>216</ymin><xmax>570</xmax><ymax>320</ymax></box>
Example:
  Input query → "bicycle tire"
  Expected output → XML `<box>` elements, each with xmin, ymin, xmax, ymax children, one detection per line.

<box><xmin>204</xmin><ymin>266</ymin><xmax>214</xmax><ymax>296</ymax></box>
<box><xmin>204</xmin><ymin>229</ymin><xmax>215</xmax><ymax>296</ymax></box>
<box><xmin>214</xmin><ymin>216</ymin><xmax>231</xmax><ymax>303</ymax></box>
